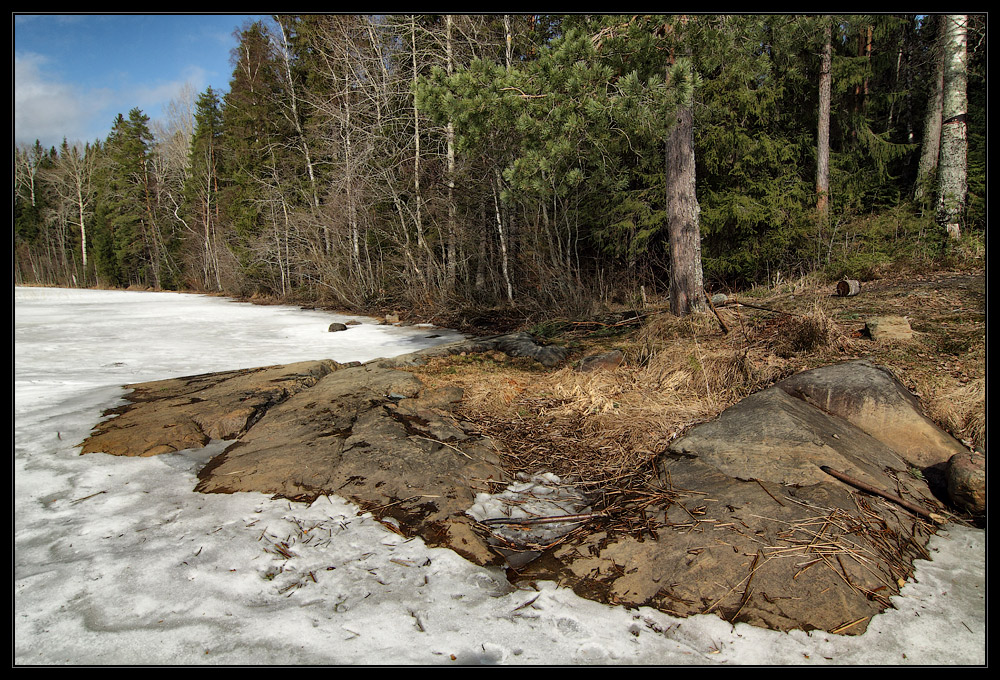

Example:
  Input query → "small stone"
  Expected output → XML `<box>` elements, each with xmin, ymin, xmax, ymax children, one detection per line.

<box><xmin>328</xmin><ymin>322</ymin><xmax>348</xmax><ymax>332</ymax></box>
<box><xmin>865</xmin><ymin>316</ymin><xmax>912</xmax><ymax>342</ymax></box>
<box><xmin>576</xmin><ymin>349</ymin><xmax>624</xmax><ymax>373</ymax></box>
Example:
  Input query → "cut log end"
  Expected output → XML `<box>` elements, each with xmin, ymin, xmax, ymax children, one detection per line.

<box><xmin>837</xmin><ymin>279</ymin><xmax>861</xmax><ymax>297</ymax></box>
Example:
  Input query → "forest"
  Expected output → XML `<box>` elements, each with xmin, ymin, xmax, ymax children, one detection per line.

<box><xmin>13</xmin><ymin>15</ymin><xmax>986</xmax><ymax>320</ymax></box>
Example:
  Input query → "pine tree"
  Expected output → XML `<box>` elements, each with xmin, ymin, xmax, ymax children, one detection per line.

<box><xmin>221</xmin><ymin>20</ymin><xmax>296</xmax><ymax>293</ymax></box>
<box><xmin>99</xmin><ymin>108</ymin><xmax>163</xmax><ymax>287</ymax></box>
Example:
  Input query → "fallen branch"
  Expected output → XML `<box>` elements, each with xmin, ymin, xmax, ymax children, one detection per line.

<box><xmin>819</xmin><ymin>466</ymin><xmax>946</xmax><ymax>524</ymax></box>
<box><xmin>732</xmin><ymin>299</ymin><xmax>801</xmax><ymax>317</ymax></box>
<box><xmin>704</xmin><ymin>289</ymin><xmax>730</xmax><ymax>334</ymax></box>
<box><xmin>71</xmin><ymin>490</ymin><xmax>106</xmax><ymax>504</ymax></box>
<box><xmin>752</xmin><ymin>478</ymin><xmax>785</xmax><ymax>507</ymax></box>
<box><xmin>569</xmin><ymin>313</ymin><xmax>650</xmax><ymax>329</ymax></box>
<box><xmin>480</xmin><ymin>512</ymin><xmax>608</xmax><ymax>526</ymax></box>
<box><xmin>413</xmin><ymin>435</ymin><xmax>473</xmax><ymax>459</ymax></box>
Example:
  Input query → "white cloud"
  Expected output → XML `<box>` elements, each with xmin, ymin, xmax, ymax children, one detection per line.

<box><xmin>133</xmin><ymin>65</ymin><xmax>208</xmax><ymax>112</ymax></box>
<box><xmin>14</xmin><ymin>52</ymin><xmax>114</xmax><ymax>148</ymax></box>
<box><xmin>14</xmin><ymin>53</ymin><xmax>211</xmax><ymax>150</ymax></box>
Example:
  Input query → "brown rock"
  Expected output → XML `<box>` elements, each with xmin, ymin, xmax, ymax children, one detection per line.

<box><xmin>947</xmin><ymin>449</ymin><xmax>986</xmax><ymax>515</ymax></box>
<box><xmin>576</xmin><ymin>349</ymin><xmax>624</xmax><ymax>373</ymax></box>
<box><xmin>79</xmin><ymin>353</ymin><xmax>960</xmax><ymax>636</ymax></box>
<box><xmin>80</xmin><ymin>361</ymin><xmax>508</xmax><ymax>567</ymax></box>
<box><xmin>775</xmin><ymin>360</ymin><xmax>966</xmax><ymax>468</ymax></box>
<box><xmin>80</xmin><ymin>360</ymin><xmax>338</xmax><ymax>457</ymax></box>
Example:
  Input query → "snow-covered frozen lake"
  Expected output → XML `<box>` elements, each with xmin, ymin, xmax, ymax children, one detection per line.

<box><xmin>14</xmin><ymin>286</ymin><xmax>986</xmax><ymax>665</ymax></box>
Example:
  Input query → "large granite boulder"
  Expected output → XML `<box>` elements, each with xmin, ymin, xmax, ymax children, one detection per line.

<box><xmin>773</xmin><ymin>359</ymin><xmax>966</xmax><ymax>469</ymax></box>
<box><xmin>520</xmin><ymin>360</ymin><xmax>966</xmax><ymax>635</ymax></box>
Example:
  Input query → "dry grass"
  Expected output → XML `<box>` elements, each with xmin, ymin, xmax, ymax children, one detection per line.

<box><xmin>408</xmin><ymin>270</ymin><xmax>985</xmax><ymax>492</ymax></box>
<box><xmin>913</xmin><ymin>373</ymin><xmax>986</xmax><ymax>450</ymax></box>
<box><xmin>412</xmin><ymin>306</ymin><xmax>806</xmax><ymax>488</ymax></box>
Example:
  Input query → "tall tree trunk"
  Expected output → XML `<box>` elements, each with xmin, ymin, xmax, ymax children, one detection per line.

<box><xmin>344</xmin><ymin>89</ymin><xmax>363</xmax><ymax>287</ymax></box>
<box><xmin>445</xmin><ymin>14</ymin><xmax>458</xmax><ymax>291</ymax></box>
<box><xmin>666</xmin><ymin>97</ymin><xmax>705</xmax><ymax>317</ymax></box>
<box><xmin>936</xmin><ymin>15</ymin><xmax>968</xmax><ymax>239</ymax></box>
<box><xmin>276</xmin><ymin>18</ymin><xmax>320</xmax><ymax>211</ymax></box>
<box><xmin>493</xmin><ymin>170</ymin><xmax>514</xmax><ymax>302</ymax></box>
<box><xmin>503</xmin><ymin>14</ymin><xmax>514</xmax><ymax>70</ymax></box>
<box><xmin>816</xmin><ymin>18</ymin><xmax>832</xmax><ymax>218</ymax></box>
<box><xmin>76</xmin><ymin>181</ymin><xmax>87</xmax><ymax>276</ymax></box>
<box><xmin>662</xmin><ymin>17</ymin><xmax>705</xmax><ymax>317</ymax></box>
<box><xmin>409</xmin><ymin>16</ymin><xmax>434</xmax><ymax>283</ymax></box>
<box><xmin>915</xmin><ymin>15</ymin><xmax>945</xmax><ymax>203</ymax></box>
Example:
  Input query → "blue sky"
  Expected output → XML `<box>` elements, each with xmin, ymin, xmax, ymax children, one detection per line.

<box><xmin>14</xmin><ymin>14</ymin><xmax>268</xmax><ymax>150</ymax></box>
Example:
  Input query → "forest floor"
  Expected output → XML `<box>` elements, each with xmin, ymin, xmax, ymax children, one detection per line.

<box><xmin>399</xmin><ymin>268</ymin><xmax>986</xmax><ymax>523</ymax></box>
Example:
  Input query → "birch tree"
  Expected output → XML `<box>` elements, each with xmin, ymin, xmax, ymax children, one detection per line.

<box><xmin>50</xmin><ymin>139</ymin><xmax>96</xmax><ymax>282</ymax></box>
<box><xmin>935</xmin><ymin>15</ymin><xmax>968</xmax><ymax>239</ymax></box>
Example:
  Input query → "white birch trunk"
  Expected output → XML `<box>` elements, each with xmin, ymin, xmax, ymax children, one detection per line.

<box><xmin>935</xmin><ymin>15</ymin><xmax>968</xmax><ymax>239</ymax></box>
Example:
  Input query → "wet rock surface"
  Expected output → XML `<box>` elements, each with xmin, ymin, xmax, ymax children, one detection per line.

<box><xmin>80</xmin><ymin>360</ymin><xmax>340</xmax><ymax>457</ymax></box>
<box><xmin>82</xmin><ymin>359</ymin><xmax>509</xmax><ymax>566</ymax></box>
<box><xmin>80</xmin><ymin>355</ymin><xmax>972</xmax><ymax>635</ymax></box>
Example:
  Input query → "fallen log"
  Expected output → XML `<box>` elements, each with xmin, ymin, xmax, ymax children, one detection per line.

<box><xmin>837</xmin><ymin>279</ymin><xmax>861</xmax><ymax>297</ymax></box>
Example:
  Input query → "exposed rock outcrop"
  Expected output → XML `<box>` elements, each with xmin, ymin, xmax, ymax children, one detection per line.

<box><xmin>80</xmin><ymin>360</ymin><xmax>339</xmax><ymax>457</ymax></box>
<box><xmin>79</xmin><ymin>355</ymin><xmax>972</xmax><ymax>636</ymax></box>
<box><xmin>82</xmin><ymin>360</ymin><xmax>508</xmax><ymax>566</ymax></box>
<box><xmin>528</xmin><ymin>360</ymin><xmax>969</xmax><ymax>634</ymax></box>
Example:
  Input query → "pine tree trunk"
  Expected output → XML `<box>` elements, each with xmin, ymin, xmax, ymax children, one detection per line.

<box><xmin>915</xmin><ymin>15</ymin><xmax>945</xmax><ymax>203</ymax></box>
<box><xmin>816</xmin><ymin>18</ymin><xmax>832</xmax><ymax>218</ymax></box>
<box><xmin>935</xmin><ymin>15</ymin><xmax>968</xmax><ymax>239</ymax></box>
<box><xmin>666</xmin><ymin>98</ymin><xmax>705</xmax><ymax>317</ymax></box>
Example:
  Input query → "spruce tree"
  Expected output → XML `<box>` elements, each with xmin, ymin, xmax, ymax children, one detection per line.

<box><xmin>185</xmin><ymin>87</ymin><xmax>225</xmax><ymax>290</ymax></box>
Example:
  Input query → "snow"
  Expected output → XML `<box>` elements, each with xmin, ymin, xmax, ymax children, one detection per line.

<box><xmin>14</xmin><ymin>286</ymin><xmax>986</xmax><ymax>666</ymax></box>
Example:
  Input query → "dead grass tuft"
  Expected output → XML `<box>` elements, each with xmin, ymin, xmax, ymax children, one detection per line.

<box><xmin>917</xmin><ymin>375</ymin><xmax>986</xmax><ymax>450</ymax></box>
